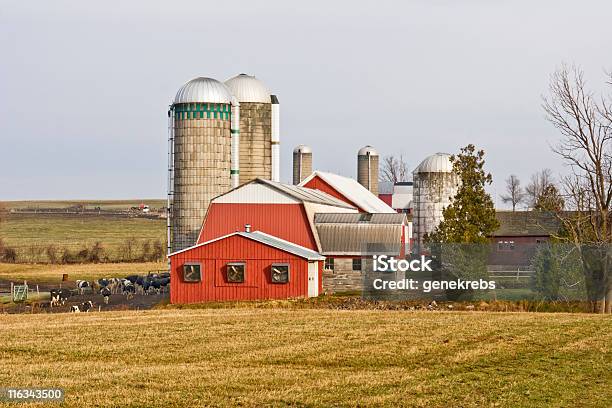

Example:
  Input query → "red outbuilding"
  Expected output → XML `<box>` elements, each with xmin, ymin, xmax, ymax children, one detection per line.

<box><xmin>169</xmin><ymin>229</ymin><xmax>325</xmax><ymax>304</ymax></box>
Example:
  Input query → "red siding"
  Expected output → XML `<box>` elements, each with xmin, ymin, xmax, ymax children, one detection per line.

<box><xmin>198</xmin><ymin>203</ymin><xmax>318</xmax><ymax>250</ymax></box>
<box><xmin>302</xmin><ymin>176</ymin><xmax>362</xmax><ymax>211</ymax></box>
<box><xmin>170</xmin><ymin>235</ymin><xmax>318</xmax><ymax>303</ymax></box>
<box><xmin>379</xmin><ymin>193</ymin><xmax>392</xmax><ymax>207</ymax></box>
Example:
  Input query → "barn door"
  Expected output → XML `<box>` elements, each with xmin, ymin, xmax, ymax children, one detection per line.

<box><xmin>307</xmin><ymin>262</ymin><xmax>318</xmax><ymax>298</ymax></box>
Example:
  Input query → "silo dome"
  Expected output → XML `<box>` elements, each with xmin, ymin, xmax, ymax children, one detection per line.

<box><xmin>293</xmin><ymin>144</ymin><xmax>312</xmax><ymax>154</ymax></box>
<box><xmin>225</xmin><ymin>74</ymin><xmax>271</xmax><ymax>103</ymax></box>
<box><xmin>358</xmin><ymin>145</ymin><xmax>378</xmax><ymax>156</ymax></box>
<box><xmin>174</xmin><ymin>77</ymin><xmax>233</xmax><ymax>104</ymax></box>
<box><xmin>414</xmin><ymin>152</ymin><xmax>454</xmax><ymax>173</ymax></box>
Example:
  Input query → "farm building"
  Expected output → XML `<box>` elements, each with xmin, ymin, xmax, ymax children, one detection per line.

<box><xmin>197</xmin><ymin>178</ymin><xmax>358</xmax><ymax>250</ymax></box>
<box><xmin>489</xmin><ymin>211</ymin><xmax>560</xmax><ymax>266</ymax></box>
<box><xmin>169</xmin><ymin>229</ymin><xmax>324</xmax><ymax>303</ymax></box>
<box><xmin>299</xmin><ymin>171</ymin><xmax>396</xmax><ymax>214</ymax></box>
<box><xmin>169</xmin><ymin>175</ymin><xmax>408</xmax><ymax>302</ymax></box>
<box><xmin>378</xmin><ymin>181</ymin><xmax>414</xmax><ymax>214</ymax></box>
<box><xmin>315</xmin><ymin>213</ymin><xmax>408</xmax><ymax>291</ymax></box>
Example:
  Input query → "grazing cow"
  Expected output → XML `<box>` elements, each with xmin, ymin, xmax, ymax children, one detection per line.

<box><xmin>70</xmin><ymin>305</ymin><xmax>80</xmax><ymax>313</ymax></box>
<box><xmin>75</xmin><ymin>280</ymin><xmax>92</xmax><ymax>295</ymax></box>
<box><xmin>50</xmin><ymin>288</ymin><xmax>72</xmax><ymax>307</ymax></box>
<box><xmin>50</xmin><ymin>289</ymin><xmax>61</xmax><ymax>307</ymax></box>
<box><xmin>159</xmin><ymin>277</ymin><xmax>170</xmax><ymax>293</ymax></box>
<box><xmin>125</xmin><ymin>275</ymin><xmax>139</xmax><ymax>284</ymax></box>
<box><xmin>100</xmin><ymin>286</ymin><xmax>112</xmax><ymax>304</ymax></box>
<box><xmin>92</xmin><ymin>278</ymin><xmax>108</xmax><ymax>293</ymax></box>
<box><xmin>108</xmin><ymin>278</ymin><xmax>121</xmax><ymax>294</ymax></box>
<box><xmin>122</xmin><ymin>280</ymin><xmax>136</xmax><ymax>299</ymax></box>
<box><xmin>80</xmin><ymin>301</ymin><xmax>94</xmax><ymax>312</ymax></box>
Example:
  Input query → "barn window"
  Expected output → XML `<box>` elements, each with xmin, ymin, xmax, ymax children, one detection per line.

<box><xmin>497</xmin><ymin>241</ymin><xmax>515</xmax><ymax>251</ymax></box>
<box><xmin>352</xmin><ymin>258</ymin><xmax>362</xmax><ymax>271</ymax></box>
<box><xmin>227</xmin><ymin>262</ymin><xmax>246</xmax><ymax>283</ymax></box>
<box><xmin>324</xmin><ymin>257</ymin><xmax>334</xmax><ymax>271</ymax></box>
<box><xmin>271</xmin><ymin>263</ymin><xmax>290</xmax><ymax>283</ymax></box>
<box><xmin>183</xmin><ymin>263</ymin><xmax>201</xmax><ymax>282</ymax></box>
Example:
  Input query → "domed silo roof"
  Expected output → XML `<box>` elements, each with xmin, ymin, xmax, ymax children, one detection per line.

<box><xmin>174</xmin><ymin>77</ymin><xmax>233</xmax><ymax>104</ymax></box>
<box><xmin>225</xmin><ymin>74</ymin><xmax>271</xmax><ymax>103</ymax></box>
<box><xmin>293</xmin><ymin>144</ymin><xmax>312</xmax><ymax>154</ymax></box>
<box><xmin>358</xmin><ymin>145</ymin><xmax>378</xmax><ymax>156</ymax></box>
<box><xmin>413</xmin><ymin>152</ymin><xmax>454</xmax><ymax>173</ymax></box>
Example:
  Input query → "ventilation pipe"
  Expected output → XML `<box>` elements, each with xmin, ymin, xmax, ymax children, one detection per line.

<box><xmin>271</xmin><ymin>95</ymin><xmax>280</xmax><ymax>182</ymax></box>
<box><xmin>230</xmin><ymin>97</ymin><xmax>240</xmax><ymax>188</ymax></box>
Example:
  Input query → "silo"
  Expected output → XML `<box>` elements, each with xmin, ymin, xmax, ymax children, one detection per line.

<box><xmin>412</xmin><ymin>153</ymin><xmax>459</xmax><ymax>250</ymax></box>
<box><xmin>357</xmin><ymin>145</ymin><xmax>379</xmax><ymax>195</ymax></box>
<box><xmin>293</xmin><ymin>145</ymin><xmax>312</xmax><ymax>185</ymax></box>
<box><xmin>169</xmin><ymin>77</ymin><xmax>235</xmax><ymax>252</ymax></box>
<box><xmin>225</xmin><ymin>74</ymin><xmax>277</xmax><ymax>183</ymax></box>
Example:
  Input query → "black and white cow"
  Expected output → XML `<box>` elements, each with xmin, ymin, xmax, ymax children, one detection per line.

<box><xmin>122</xmin><ymin>280</ymin><xmax>136</xmax><ymax>299</ymax></box>
<box><xmin>75</xmin><ymin>280</ymin><xmax>92</xmax><ymax>295</ymax></box>
<box><xmin>100</xmin><ymin>286</ymin><xmax>112</xmax><ymax>304</ymax></box>
<box><xmin>49</xmin><ymin>288</ymin><xmax>72</xmax><ymax>307</ymax></box>
<box><xmin>80</xmin><ymin>300</ymin><xmax>94</xmax><ymax>312</ymax></box>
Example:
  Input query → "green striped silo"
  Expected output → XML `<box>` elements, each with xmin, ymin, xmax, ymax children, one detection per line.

<box><xmin>170</xmin><ymin>77</ymin><xmax>233</xmax><ymax>252</ymax></box>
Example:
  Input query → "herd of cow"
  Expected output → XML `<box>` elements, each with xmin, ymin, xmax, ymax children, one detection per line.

<box><xmin>49</xmin><ymin>272</ymin><xmax>171</xmax><ymax>312</ymax></box>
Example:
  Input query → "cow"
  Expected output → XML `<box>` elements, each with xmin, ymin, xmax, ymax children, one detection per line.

<box><xmin>100</xmin><ymin>286</ymin><xmax>111</xmax><ymax>305</ymax></box>
<box><xmin>50</xmin><ymin>289</ymin><xmax>61</xmax><ymax>307</ymax></box>
<box><xmin>159</xmin><ymin>277</ymin><xmax>170</xmax><ymax>293</ymax></box>
<box><xmin>70</xmin><ymin>305</ymin><xmax>80</xmax><ymax>313</ymax></box>
<box><xmin>49</xmin><ymin>288</ymin><xmax>72</xmax><ymax>307</ymax></box>
<box><xmin>108</xmin><ymin>278</ymin><xmax>122</xmax><ymax>294</ymax></box>
<box><xmin>75</xmin><ymin>280</ymin><xmax>92</xmax><ymax>295</ymax></box>
<box><xmin>80</xmin><ymin>301</ymin><xmax>94</xmax><ymax>312</ymax></box>
<box><xmin>125</xmin><ymin>275</ymin><xmax>139</xmax><ymax>284</ymax></box>
<box><xmin>122</xmin><ymin>280</ymin><xmax>136</xmax><ymax>299</ymax></box>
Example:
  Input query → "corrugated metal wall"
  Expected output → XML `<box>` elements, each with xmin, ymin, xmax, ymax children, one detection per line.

<box><xmin>170</xmin><ymin>234</ymin><xmax>321</xmax><ymax>303</ymax></box>
<box><xmin>198</xmin><ymin>203</ymin><xmax>318</xmax><ymax>250</ymax></box>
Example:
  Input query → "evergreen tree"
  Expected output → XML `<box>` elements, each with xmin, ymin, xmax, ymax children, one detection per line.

<box><xmin>429</xmin><ymin>144</ymin><xmax>499</xmax><ymax>244</ymax></box>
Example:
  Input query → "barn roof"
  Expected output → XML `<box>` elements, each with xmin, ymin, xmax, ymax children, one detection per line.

<box><xmin>314</xmin><ymin>213</ymin><xmax>405</xmax><ymax>255</ymax></box>
<box><xmin>492</xmin><ymin>211</ymin><xmax>560</xmax><ymax>237</ymax></box>
<box><xmin>170</xmin><ymin>230</ymin><xmax>325</xmax><ymax>260</ymax></box>
<box><xmin>314</xmin><ymin>212</ymin><xmax>406</xmax><ymax>224</ymax></box>
<box><xmin>299</xmin><ymin>171</ymin><xmax>396</xmax><ymax>214</ymax></box>
<box><xmin>212</xmin><ymin>178</ymin><xmax>356</xmax><ymax>210</ymax></box>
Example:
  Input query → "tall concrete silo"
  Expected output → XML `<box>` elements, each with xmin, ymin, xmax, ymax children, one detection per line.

<box><xmin>293</xmin><ymin>145</ymin><xmax>312</xmax><ymax>185</ymax></box>
<box><xmin>168</xmin><ymin>77</ymin><xmax>236</xmax><ymax>252</ymax></box>
<box><xmin>412</xmin><ymin>153</ymin><xmax>459</xmax><ymax>249</ymax></box>
<box><xmin>357</xmin><ymin>145</ymin><xmax>379</xmax><ymax>195</ymax></box>
<box><xmin>225</xmin><ymin>74</ymin><xmax>280</xmax><ymax>183</ymax></box>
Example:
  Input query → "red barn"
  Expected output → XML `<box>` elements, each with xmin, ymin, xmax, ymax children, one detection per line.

<box><xmin>299</xmin><ymin>171</ymin><xmax>396</xmax><ymax>214</ymax></box>
<box><xmin>197</xmin><ymin>178</ymin><xmax>358</xmax><ymax>251</ymax></box>
<box><xmin>170</xmin><ymin>230</ymin><xmax>324</xmax><ymax>303</ymax></box>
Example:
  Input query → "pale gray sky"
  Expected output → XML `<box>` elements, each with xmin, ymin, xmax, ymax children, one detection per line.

<box><xmin>1</xmin><ymin>0</ymin><xmax>611</xmax><ymax>207</ymax></box>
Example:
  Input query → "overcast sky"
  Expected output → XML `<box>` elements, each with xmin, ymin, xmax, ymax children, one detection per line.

<box><xmin>1</xmin><ymin>0</ymin><xmax>611</xmax><ymax>207</ymax></box>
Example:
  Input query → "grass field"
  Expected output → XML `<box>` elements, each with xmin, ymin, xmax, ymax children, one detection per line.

<box><xmin>0</xmin><ymin>309</ymin><xmax>610</xmax><ymax>407</ymax></box>
<box><xmin>0</xmin><ymin>213</ymin><xmax>166</xmax><ymax>262</ymax></box>
<box><xmin>0</xmin><ymin>262</ymin><xmax>166</xmax><ymax>284</ymax></box>
<box><xmin>2</xmin><ymin>199</ymin><xmax>166</xmax><ymax>211</ymax></box>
